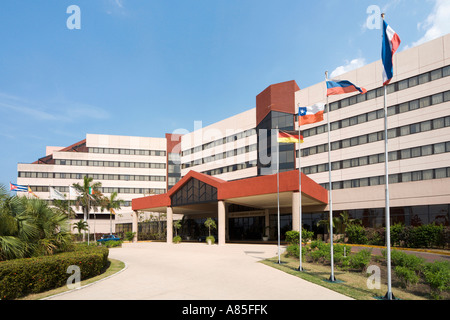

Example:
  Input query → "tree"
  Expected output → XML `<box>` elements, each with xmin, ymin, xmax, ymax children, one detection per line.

<box><xmin>204</xmin><ymin>218</ymin><xmax>217</xmax><ymax>237</ymax></box>
<box><xmin>73</xmin><ymin>220</ymin><xmax>89</xmax><ymax>235</ymax></box>
<box><xmin>72</xmin><ymin>176</ymin><xmax>102</xmax><ymax>241</ymax></box>
<box><xmin>100</xmin><ymin>192</ymin><xmax>124</xmax><ymax>235</ymax></box>
<box><xmin>0</xmin><ymin>184</ymin><xmax>72</xmax><ymax>260</ymax></box>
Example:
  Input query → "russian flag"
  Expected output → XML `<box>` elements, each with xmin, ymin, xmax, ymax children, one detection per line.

<box><xmin>382</xmin><ymin>20</ymin><xmax>401</xmax><ymax>86</ymax></box>
<box><xmin>10</xmin><ymin>182</ymin><xmax>28</xmax><ymax>192</ymax></box>
<box><xmin>299</xmin><ymin>103</ymin><xmax>325</xmax><ymax>125</ymax></box>
<box><xmin>326</xmin><ymin>80</ymin><xmax>367</xmax><ymax>96</ymax></box>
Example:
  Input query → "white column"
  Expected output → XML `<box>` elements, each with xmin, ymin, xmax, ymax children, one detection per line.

<box><xmin>166</xmin><ymin>207</ymin><xmax>173</xmax><ymax>244</ymax></box>
<box><xmin>292</xmin><ymin>192</ymin><xmax>300</xmax><ymax>232</ymax></box>
<box><xmin>218</xmin><ymin>201</ymin><xmax>226</xmax><ymax>246</ymax></box>
<box><xmin>132</xmin><ymin>211</ymin><xmax>138</xmax><ymax>243</ymax></box>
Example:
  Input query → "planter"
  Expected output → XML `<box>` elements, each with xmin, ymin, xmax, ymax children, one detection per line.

<box><xmin>207</xmin><ymin>238</ymin><xmax>212</xmax><ymax>245</ymax></box>
<box><xmin>262</xmin><ymin>236</ymin><xmax>269</xmax><ymax>241</ymax></box>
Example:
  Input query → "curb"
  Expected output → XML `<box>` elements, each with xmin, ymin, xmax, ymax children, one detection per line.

<box><xmin>340</xmin><ymin>243</ymin><xmax>450</xmax><ymax>256</ymax></box>
<box><xmin>41</xmin><ymin>260</ymin><xmax>128</xmax><ymax>300</ymax></box>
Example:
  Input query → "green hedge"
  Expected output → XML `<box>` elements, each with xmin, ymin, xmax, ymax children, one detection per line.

<box><xmin>0</xmin><ymin>245</ymin><xmax>109</xmax><ymax>300</ymax></box>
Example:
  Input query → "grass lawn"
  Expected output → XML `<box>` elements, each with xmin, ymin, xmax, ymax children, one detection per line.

<box><xmin>261</xmin><ymin>254</ymin><xmax>437</xmax><ymax>300</ymax></box>
<box><xmin>18</xmin><ymin>258</ymin><xmax>126</xmax><ymax>300</ymax></box>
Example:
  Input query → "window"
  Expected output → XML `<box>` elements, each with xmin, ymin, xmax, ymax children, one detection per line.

<box><xmin>400</xmin><ymin>125</ymin><xmax>410</xmax><ymax>136</ymax></box>
<box><xmin>401</xmin><ymin>149</ymin><xmax>411</xmax><ymax>159</ymax></box>
<box><xmin>432</xmin><ymin>93</ymin><xmax>443</xmax><ymax>105</ymax></box>
<box><xmin>408</xmin><ymin>76</ymin><xmax>418</xmax><ymax>87</ymax></box>
<box><xmin>409</xmin><ymin>99</ymin><xmax>419</xmax><ymax>110</ymax></box>
<box><xmin>368</xmin><ymin>111</ymin><xmax>377</xmax><ymax>121</ymax></box>
<box><xmin>434</xmin><ymin>142</ymin><xmax>446</xmax><ymax>154</ymax></box>
<box><xmin>419</xmin><ymin>97</ymin><xmax>431</xmax><ymax>108</ymax></box>
<box><xmin>398</xmin><ymin>79</ymin><xmax>409</xmax><ymax>90</ymax></box>
<box><xmin>399</xmin><ymin>102</ymin><xmax>409</xmax><ymax>113</ymax></box>
<box><xmin>421</xmin><ymin>145</ymin><xmax>432</xmax><ymax>156</ymax></box>
<box><xmin>401</xmin><ymin>172</ymin><xmax>412</xmax><ymax>182</ymax></box>
<box><xmin>411</xmin><ymin>147</ymin><xmax>421</xmax><ymax>158</ymax></box>
<box><xmin>423</xmin><ymin>169</ymin><xmax>434</xmax><ymax>180</ymax></box>
<box><xmin>433</xmin><ymin>118</ymin><xmax>445</xmax><ymax>130</ymax></box>
<box><xmin>369</xmin><ymin>154</ymin><xmax>379</xmax><ymax>164</ymax></box>
<box><xmin>410</xmin><ymin>123</ymin><xmax>420</xmax><ymax>134</ymax></box>
<box><xmin>419</xmin><ymin>73</ymin><xmax>430</xmax><ymax>85</ymax></box>
<box><xmin>421</xmin><ymin>120</ymin><xmax>432</xmax><ymax>132</ymax></box>
<box><xmin>443</xmin><ymin>66</ymin><xmax>450</xmax><ymax>77</ymax></box>
<box><xmin>367</xmin><ymin>90</ymin><xmax>376</xmax><ymax>100</ymax></box>
<box><xmin>435</xmin><ymin>168</ymin><xmax>447</xmax><ymax>179</ymax></box>
<box><xmin>431</xmin><ymin>69</ymin><xmax>442</xmax><ymax>81</ymax></box>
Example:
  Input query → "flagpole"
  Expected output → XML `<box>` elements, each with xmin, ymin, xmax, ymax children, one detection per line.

<box><xmin>382</xmin><ymin>12</ymin><xmax>393</xmax><ymax>300</ymax></box>
<box><xmin>297</xmin><ymin>110</ymin><xmax>303</xmax><ymax>271</ymax></box>
<box><xmin>276</xmin><ymin>126</ymin><xmax>281</xmax><ymax>264</ymax></box>
<box><xmin>325</xmin><ymin>71</ymin><xmax>336</xmax><ymax>282</ymax></box>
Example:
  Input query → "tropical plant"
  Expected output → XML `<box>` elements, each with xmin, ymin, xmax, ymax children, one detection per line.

<box><xmin>0</xmin><ymin>184</ymin><xmax>72</xmax><ymax>261</ymax></box>
<box><xmin>72</xmin><ymin>176</ymin><xmax>102</xmax><ymax>241</ymax></box>
<box><xmin>73</xmin><ymin>220</ymin><xmax>89</xmax><ymax>235</ymax></box>
<box><xmin>100</xmin><ymin>192</ymin><xmax>124</xmax><ymax>235</ymax></box>
<box><xmin>173</xmin><ymin>219</ymin><xmax>182</xmax><ymax>237</ymax></box>
<box><xmin>204</xmin><ymin>218</ymin><xmax>217</xmax><ymax>237</ymax></box>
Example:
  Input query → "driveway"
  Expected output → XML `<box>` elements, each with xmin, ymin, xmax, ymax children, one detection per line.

<box><xmin>46</xmin><ymin>242</ymin><xmax>352</xmax><ymax>300</ymax></box>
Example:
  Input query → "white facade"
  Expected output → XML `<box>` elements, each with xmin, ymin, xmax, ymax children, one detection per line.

<box><xmin>295</xmin><ymin>34</ymin><xmax>450</xmax><ymax>222</ymax></box>
<box><xmin>17</xmin><ymin>134</ymin><xmax>168</xmax><ymax>233</ymax></box>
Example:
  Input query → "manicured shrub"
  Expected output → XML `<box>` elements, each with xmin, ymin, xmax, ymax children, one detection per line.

<box><xmin>348</xmin><ymin>249</ymin><xmax>372</xmax><ymax>271</ymax></box>
<box><xmin>394</xmin><ymin>266</ymin><xmax>420</xmax><ymax>288</ymax></box>
<box><xmin>285</xmin><ymin>229</ymin><xmax>314</xmax><ymax>245</ymax></box>
<box><xmin>345</xmin><ymin>224</ymin><xmax>368</xmax><ymax>244</ymax></box>
<box><xmin>0</xmin><ymin>245</ymin><xmax>109</xmax><ymax>300</ymax></box>
<box><xmin>423</xmin><ymin>261</ymin><xmax>450</xmax><ymax>299</ymax></box>
<box><xmin>388</xmin><ymin>250</ymin><xmax>425</xmax><ymax>272</ymax></box>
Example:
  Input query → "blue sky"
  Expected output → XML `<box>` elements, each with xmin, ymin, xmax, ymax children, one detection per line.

<box><xmin>1</xmin><ymin>0</ymin><xmax>449</xmax><ymax>186</ymax></box>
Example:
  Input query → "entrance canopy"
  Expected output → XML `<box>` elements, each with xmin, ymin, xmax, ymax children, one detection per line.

<box><xmin>132</xmin><ymin>170</ymin><xmax>328</xmax><ymax>214</ymax></box>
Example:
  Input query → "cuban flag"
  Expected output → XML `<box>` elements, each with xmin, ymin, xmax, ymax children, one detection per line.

<box><xmin>10</xmin><ymin>182</ymin><xmax>28</xmax><ymax>192</ymax></box>
<box><xmin>382</xmin><ymin>20</ymin><xmax>401</xmax><ymax>86</ymax></box>
<box><xmin>299</xmin><ymin>103</ymin><xmax>325</xmax><ymax>125</ymax></box>
<box><xmin>326</xmin><ymin>80</ymin><xmax>367</xmax><ymax>96</ymax></box>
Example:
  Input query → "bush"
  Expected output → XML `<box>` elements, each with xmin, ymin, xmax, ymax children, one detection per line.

<box><xmin>102</xmin><ymin>240</ymin><xmax>122</xmax><ymax>248</ymax></box>
<box><xmin>395</xmin><ymin>266</ymin><xmax>420</xmax><ymax>288</ymax></box>
<box><xmin>346</xmin><ymin>223</ymin><xmax>368</xmax><ymax>244</ymax></box>
<box><xmin>125</xmin><ymin>231</ymin><xmax>136</xmax><ymax>242</ymax></box>
<box><xmin>173</xmin><ymin>236</ymin><xmax>182</xmax><ymax>244</ymax></box>
<box><xmin>348</xmin><ymin>249</ymin><xmax>372</xmax><ymax>271</ymax></box>
<box><xmin>285</xmin><ymin>229</ymin><xmax>314</xmax><ymax>245</ymax></box>
<box><xmin>0</xmin><ymin>244</ymin><xmax>109</xmax><ymax>300</ymax></box>
<box><xmin>423</xmin><ymin>261</ymin><xmax>450</xmax><ymax>299</ymax></box>
<box><xmin>388</xmin><ymin>250</ymin><xmax>425</xmax><ymax>272</ymax></box>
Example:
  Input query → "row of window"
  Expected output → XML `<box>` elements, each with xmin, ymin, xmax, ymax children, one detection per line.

<box><xmin>28</xmin><ymin>186</ymin><xmax>166</xmax><ymax>196</ymax></box>
<box><xmin>320</xmin><ymin>166</ymin><xmax>450</xmax><ymax>190</ymax></box>
<box><xmin>182</xmin><ymin>144</ymin><xmax>257</xmax><ymax>169</ymax></box>
<box><xmin>19</xmin><ymin>172</ymin><xmax>166</xmax><ymax>182</ymax></box>
<box><xmin>301</xmin><ymin>65</ymin><xmax>450</xmax><ymax>118</ymax></box>
<box><xmin>302</xmin><ymin>141</ymin><xmax>450</xmax><ymax>174</ymax></box>
<box><xmin>54</xmin><ymin>159</ymin><xmax>166</xmax><ymax>169</ymax></box>
<box><xmin>300</xmin><ymin>115</ymin><xmax>450</xmax><ymax>157</ymax></box>
<box><xmin>201</xmin><ymin>160</ymin><xmax>257</xmax><ymax>176</ymax></box>
<box><xmin>303</xmin><ymin>89</ymin><xmax>450</xmax><ymax>138</ymax></box>
<box><xmin>88</xmin><ymin>147</ymin><xmax>166</xmax><ymax>157</ymax></box>
<box><xmin>181</xmin><ymin>128</ymin><xmax>257</xmax><ymax>157</ymax></box>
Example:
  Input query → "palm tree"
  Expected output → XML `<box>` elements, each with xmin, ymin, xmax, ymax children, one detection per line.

<box><xmin>0</xmin><ymin>184</ymin><xmax>72</xmax><ymax>260</ymax></box>
<box><xmin>72</xmin><ymin>176</ymin><xmax>102</xmax><ymax>241</ymax></box>
<box><xmin>73</xmin><ymin>220</ymin><xmax>89</xmax><ymax>238</ymax></box>
<box><xmin>100</xmin><ymin>192</ymin><xmax>124</xmax><ymax>235</ymax></box>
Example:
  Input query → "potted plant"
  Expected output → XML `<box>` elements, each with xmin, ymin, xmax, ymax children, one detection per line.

<box><xmin>204</xmin><ymin>218</ymin><xmax>217</xmax><ymax>245</ymax></box>
<box><xmin>173</xmin><ymin>235</ymin><xmax>182</xmax><ymax>244</ymax></box>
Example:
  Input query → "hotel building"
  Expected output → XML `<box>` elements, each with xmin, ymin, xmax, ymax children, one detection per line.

<box><xmin>17</xmin><ymin>34</ymin><xmax>450</xmax><ymax>243</ymax></box>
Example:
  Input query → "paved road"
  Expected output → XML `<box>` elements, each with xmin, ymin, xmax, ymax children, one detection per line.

<box><xmin>46</xmin><ymin>242</ymin><xmax>352</xmax><ymax>300</ymax></box>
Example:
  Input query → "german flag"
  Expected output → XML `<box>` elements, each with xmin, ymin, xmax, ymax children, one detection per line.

<box><xmin>277</xmin><ymin>130</ymin><xmax>304</xmax><ymax>144</ymax></box>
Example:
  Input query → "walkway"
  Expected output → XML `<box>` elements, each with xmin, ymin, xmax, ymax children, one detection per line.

<box><xmin>46</xmin><ymin>242</ymin><xmax>352</xmax><ymax>300</ymax></box>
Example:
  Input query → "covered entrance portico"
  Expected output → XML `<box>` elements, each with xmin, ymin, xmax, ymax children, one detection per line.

<box><xmin>131</xmin><ymin>170</ymin><xmax>328</xmax><ymax>245</ymax></box>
